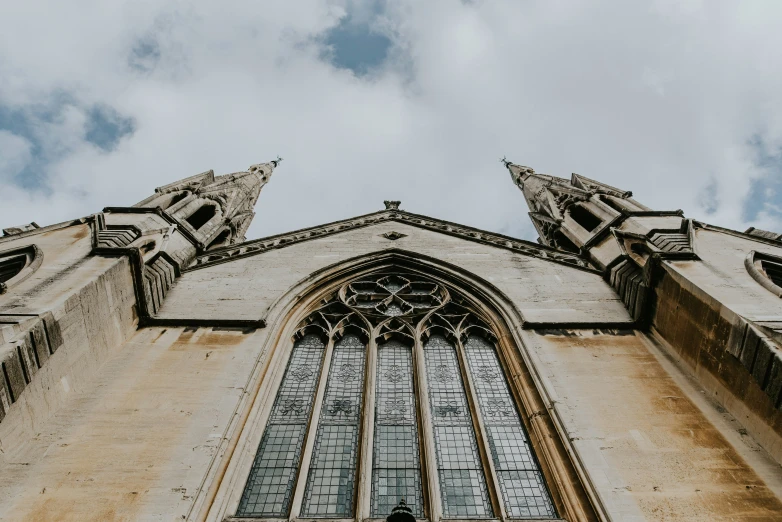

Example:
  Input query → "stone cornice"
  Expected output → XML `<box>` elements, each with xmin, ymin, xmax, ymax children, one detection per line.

<box><xmin>694</xmin><ymin>221</ymin><xmax>782</xmax><ymax>249</ymax></box>
<box><xmin>187</xmin><ymin>209</ymin><xmax>598</xmax><ymax>273</ymax></box>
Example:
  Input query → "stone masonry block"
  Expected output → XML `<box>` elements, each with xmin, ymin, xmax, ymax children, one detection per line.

<box><xmin>41</xmin><ymin>311</ymin><xmax>64</xmax><ymax>353</ymax></box>
<box><xmin>765</xmin><ymin>353</ymin><xmax>782</xmax><ymax>409</ymax></box>
<box><xmin>740</xmin><ymin>326</ymin><xmax>761</xmax><ymax>373</ymax></box>
<box><xmin>14</xmin><ymin>334</ymin><xmax>38</xmax><ymax>382</ymax></box>
<box><xmin>726</xmin><ymin>319</ymin><xmax>748</xmax><ymax>359</ymax></box>
<box><xmin>30</xmin><ymin>321</ymin><xmax>50</xmax><ymax>366</ymax></box>
<box><xmin>751</xmin><ymin>337</ymin><xmax>774</xmax><ymax>389</ymax></box>
<box><xmin>0</xmin><ymin>344</ymin><xmax>27</xmax><ymax>402</ymax></box>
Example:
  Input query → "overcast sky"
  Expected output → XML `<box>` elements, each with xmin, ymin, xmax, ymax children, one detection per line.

<box><xmin>1</xmin><ymin>1</ymin><xmax>781</xmax><ymax>242</ymax></box>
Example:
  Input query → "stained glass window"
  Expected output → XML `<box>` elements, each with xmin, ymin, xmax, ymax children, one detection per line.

<box><xmin>465</xmin><ymin>336</ymin><xmax>556</xmax><ymax>519</ymax></box>
<box><xmin>238</xmin><ymin>273</ymin><xmax>560</xmax><ymax>521</ymax></box>
<box><xmin>424</xmin><ymin>335</ymin><xmax>493</xmax><ymax>518</ymax></box>
<box><xmin>371</xmin><ymin>340</ymin><xmax>424</xmax><ymax>517</ymax></box>
<box><xmin>302</xmin><ymin>334</ymin><xmax>366</xmax><ymax>517</ymax></box>
<box><xmin>237</xmin><ymin>334</ymin><xmax>326</xmax><ymax>516</ymax></box>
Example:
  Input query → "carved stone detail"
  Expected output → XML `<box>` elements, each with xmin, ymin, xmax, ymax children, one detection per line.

<box><xmin>381</xmin><ymin>231</ymin><xmax>407</xmax><ymax>241</ymax></box>
<box><xmin>96</xmin><ymin>226</ymin><xmax>141</xmax><ymax>249</ymax></box>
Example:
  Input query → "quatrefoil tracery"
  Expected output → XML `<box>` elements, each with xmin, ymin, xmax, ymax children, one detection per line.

<box><xmin>342</xmin><ymin>274</ymin><xmax>446</xmax><ymax>319</ymax></box>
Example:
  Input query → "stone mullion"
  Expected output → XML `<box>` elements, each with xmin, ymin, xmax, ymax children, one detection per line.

<box><xmin>455</xmin><ymin>336</ymin><xmax>507</xmax><ymax>520</ymax></box>
<box><xmin>356</xmin><ymin>335</ymin><xmax>377</xmax><ymax>520</ymax></box>
<box><xmin>288</xmin><ymin>336</ymin><xmax>335</xmax><ymax>520</ymax></box>
<box><xmin>414</xmin><ymin>335</ymin><xmax>442</xmax><ymax>522</ymax></box>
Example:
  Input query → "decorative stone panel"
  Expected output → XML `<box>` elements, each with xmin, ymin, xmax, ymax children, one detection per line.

<box><xmin>96</xmin><ymin>225</ymin><xmax>141</xmax><ymax>249</ymax></box>
<box><xmin>648</xmin><ymin>230</ymin><xmax>693</xmax><ymax>254</ymax></box>
<box><xmin>607</xmin><ymin>259</ymin><xmax>647</xmax><ymax>322</ymax></box>
<box><xmin>142</xmin><ymin>253</ymin><xmax>179</xmax><ymax>315</ymax></box>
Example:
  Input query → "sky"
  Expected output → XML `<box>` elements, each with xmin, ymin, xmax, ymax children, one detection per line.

<box><xmin>1</xmin><ymin>0</ymin><xmax>781</xmax><ymax>242</ymax></box>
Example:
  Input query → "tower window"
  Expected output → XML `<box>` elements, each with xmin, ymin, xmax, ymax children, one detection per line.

<box><xmin>568</xmin><ymin>205</ymin><xmax>602</xmax><ymax>232</ymax></box>
<box><xmin>185</xmin><ymin>203</ymin><xmax>217</xmax><ymax>231</ymax></box>
<box><xmin>236</xmin><ymin>272</ymin><xmax>557</xmax><ymax>520</ymax></box>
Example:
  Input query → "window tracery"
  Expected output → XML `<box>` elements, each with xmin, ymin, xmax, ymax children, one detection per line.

<box><xmin>746</xmin><ymin>251</ymin><xmax>782</xmax><ymax>298</ymax></box>
<box><xmin>237</xmin><ymin>272</ymin><xmax>556</xmax><ymax>520</ymax></box>
<box><xmin>0</xmin><ymin>245</ymin><xmax>43</xmax><ymax>294</ymax></box>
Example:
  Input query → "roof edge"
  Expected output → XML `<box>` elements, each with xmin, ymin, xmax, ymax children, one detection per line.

<box><xmin>186</xmin><ymin>209</ymin><xmax>597</xmax><ymax>273</ymax></box>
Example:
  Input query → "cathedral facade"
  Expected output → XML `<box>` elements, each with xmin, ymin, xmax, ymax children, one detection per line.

<box><xmin>1</xmin><ymin>160</ymin><xmax>781</xmax><ymax>521</ymax></box>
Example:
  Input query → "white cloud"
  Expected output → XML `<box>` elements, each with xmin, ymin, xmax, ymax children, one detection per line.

<box><xmin>0</xmin><ymin>131</ymin><xmax>32</xmax><ymax>180</ymax></box>
<box><xmin>1</xmin><ymin>0</ymin><xmax>782</xmax><ymax>241</ymax></box>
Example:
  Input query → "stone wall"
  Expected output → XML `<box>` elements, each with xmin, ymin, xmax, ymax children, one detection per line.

<box><xmin>159</xmin><ymin>221</ymin><xmax>632</xmax><ymax>325</ymax></box>
<box><xmin>650</xmin><ymin>228</ymin><xmax>782</xmax><ymax>463</ymax></box>
<box><xmin>523</xmin><ymin>329</ymin><xmax>782</xmax><ymax>521</ymax></box>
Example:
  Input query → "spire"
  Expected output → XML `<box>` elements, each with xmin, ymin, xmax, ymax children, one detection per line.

<box><xmin>502</xmin><ymin>160</ymin><xmax>589</xmax><ymax>221</ymax></box>
<box><xmin>503</xmin><ymin>159</ymin><xmax>649</xmax><ymax>254</ymax></box>
<box><xmin>133</xmin><ymin>159</ymin><xmax>282</xmax><ymax>249</ymax></box>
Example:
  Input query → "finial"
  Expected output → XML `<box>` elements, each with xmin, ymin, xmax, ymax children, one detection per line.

<box><xmin>500</xmin><ymin>156</ymin><xmax>512</xmax><ymax>168</ymax></box>
<box><xmin>387</xmin><ymin>499</ymin><xmax>415</xmax><ymax>522</ymax></box>
<box><xmin>271</xmin><ymin>155</ymin><xmax>283</xmax><ymax>167</ymax></box>
<box><xmin>384</xmin><ymin>200</ymin><xmax>401</xmax><ymax>210</ymax></box>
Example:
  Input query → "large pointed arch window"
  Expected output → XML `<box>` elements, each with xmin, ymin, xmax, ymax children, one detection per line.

<box><xmin>236</xmin><ymin>272</ymin><xmax>557</xmax><ymax>520</ymax></box>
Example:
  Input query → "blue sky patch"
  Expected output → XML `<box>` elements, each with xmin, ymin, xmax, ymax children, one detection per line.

<box><xmin>745</xmin><ymin>135</ymin><xmax>782</xmax><ymax>226</ymax></box>
<box><xmin>321</xmin><ymin>4</ymin><xmax>391</xmax><ymax>76</ymax></box>
<box><xmin>85</xmin><ymin>105</ymin><xmax>136</xmax><ymax>151</ymax></box>
<box><xmin>0</xmin><ymin>97</ymin><xmax>135</xmax><ymax>190</ymax></box>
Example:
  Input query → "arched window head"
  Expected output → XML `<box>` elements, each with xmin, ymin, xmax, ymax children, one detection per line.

<box><xmin>185</xmin><ymin>202</ymin><xmax>217</xmax><ymax>231</ymax></box>
<box><xmin>0</xmin><ymin>245</ymin><xmax>43</xmax><ymax>294</ymax></box>
<box><xmin>568</xmin><ymin>204</ymin><xmax>602</xmax><ymax>232</ymax></box>
<box><xmin>237</xmin><ymin>271</ymin><xmax>557</xmax><ymax>520</ymax></box>
<box><xmin>746</xmin><ymin>251</ymin><xmax>782</xmax><ymax>297</ymax></box>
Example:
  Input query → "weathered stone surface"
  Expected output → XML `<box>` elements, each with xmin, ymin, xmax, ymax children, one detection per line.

<box><xmin>1</xmin><ymin>164</ymin><xmax>782</xmax><ymax>521</ymax></box>
<box><xmin>160</xmin><ymin>221</ymin><xmax>632</xmax><ymax>325</ymax></box>
<box><xmin>524</xmin><ymin>329</ymin><xmax>782</xmax><ymax>521</ymax></box>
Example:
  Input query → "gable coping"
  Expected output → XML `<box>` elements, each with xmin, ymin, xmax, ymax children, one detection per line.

<box><xmin>186</xmin><ymin>209</ymin><xmax>599</xmax><ymax>273</ymax></box>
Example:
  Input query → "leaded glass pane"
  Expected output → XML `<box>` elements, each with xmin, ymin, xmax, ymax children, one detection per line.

<box><xmin>424</xmin><ymin>335</ymin><xmax>493</xmax><ymax>518</ymax></box>
<box><xmin>302</xmin><ymin>334</ymin><xmax>366</xmax><ymax>517</ymax></box>
<box><xmin>238</xmin><ymin>334</ymin><xmax>326</xmax><ymax>517</ymax></box>
<box><xmin>371</xmin><ymin>341</ymin><xmax>424</xmax><ymax>517</ymax></box>
<box><xmin>465</xmin><ymin>336</ymin><xmax>556</xmax><ymax>519</ymax></box>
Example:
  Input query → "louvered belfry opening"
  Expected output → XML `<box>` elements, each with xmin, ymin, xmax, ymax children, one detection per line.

<box><xmin>185</xmin><ymin>203</ymin><xmax>217</xmax><ymax>231</ymax></box>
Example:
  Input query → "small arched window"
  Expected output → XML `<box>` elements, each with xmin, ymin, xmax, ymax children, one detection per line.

<box><xmin>0</xmin><ymin>245</ymin><xmax>43</xmax><ymax>294</ymax></box>
<box><xmin>746</xmin><ymin>251</ymin><xmax>782</xmax><ymax>297</ymax></box>
<box><xmin>568</xmin><ymin>205</ymin><xmax>602</xmax><ymax>232</ymax></box>
<box><xmin>236</xmin><ymin>273</ymin><xmax>557</xmax><ymax>520</ymax></box>
<box><xmin>185</xmin><ymin>203</ymin><xmax>217</xmax><ymax>231</ymax></box>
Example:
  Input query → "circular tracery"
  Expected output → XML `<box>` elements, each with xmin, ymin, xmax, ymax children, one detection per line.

<box><xmin>341</xmin><ymin>273</ymin><xmax>447</xmax><ymax>318</ymax></box>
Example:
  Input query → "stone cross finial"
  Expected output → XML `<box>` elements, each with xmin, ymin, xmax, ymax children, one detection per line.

<box><xmin>384</xmin><ymin>200</ymin><xmax>401</xmax><ymax>210</ymax></box>
<box><xmin>272</xmin><ymin>155</ymin><xmax>283</xmax><ymax>167</ymax></box>
<box><xmin>500</xmin><ymin>156</ymin><xmax>511</xmax><ymax>168</ymax></box>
